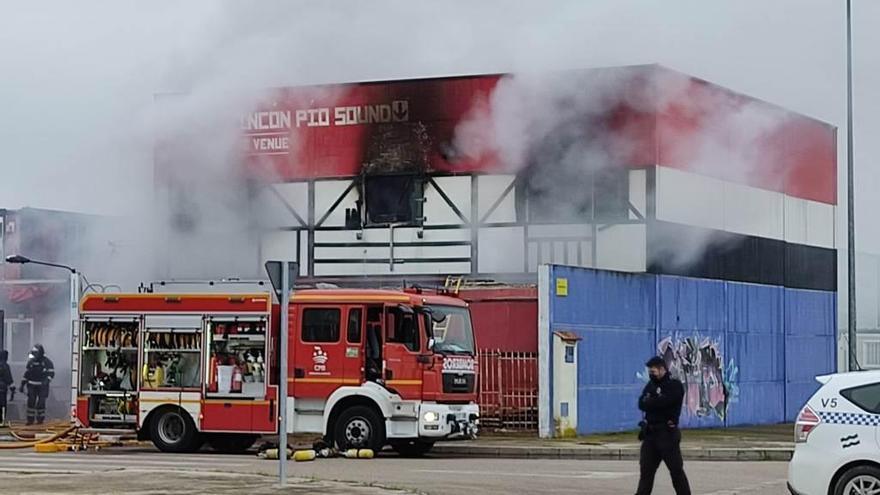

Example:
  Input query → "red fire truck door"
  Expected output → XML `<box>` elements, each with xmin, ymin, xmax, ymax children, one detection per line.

<box><xmin>292</xmin><ymin>306</ymin><xmax>347</xmax><ymax>399</ymax></box>
<box><xmin>383</xmin><ymin>305</ymin><xmax>423</xmax><ymax>400</ymax></box>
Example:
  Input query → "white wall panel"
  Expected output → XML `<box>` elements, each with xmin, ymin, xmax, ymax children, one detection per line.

<box><xmin>315</xmin><ymin>245</ymin><xmax>470</xmax><ymax>260</ymax></box>
<box><xmin>315</xmin><ymin>180</ymin><xmax>357</xmax><ymax>227</ymax></box>
<box><xmin>271</xmin><ymin>182</ymin><xmax>309</xmax><ymax>225</ymax></box>
<box><xmin>628</xmin><ymin>169</ymin><xmax>647</xmax><ymax>220</ymax></box>
<box><xmin>314</xmin><ymin>262</ymin><xmax>470</xmax><ymax>277</ymax></box>
<box><xmin>477</xmin><ymin>175</ymin><xmax>517</xmax><ymax>223</ymax></box>
<box><xmin>527</xmin><ymin>224</ymin><xmax>591</xmax><ymax>238</ymax></box>
<box><xmin>806</xmin><ymin>201</ymin><xmax>835</xmax><ymax>249</ymax></box>
<box><xmin>596</xmin><ymin>224</ymin><xmax>646</xmax><ymax>272</ymax></box>
<box><xmin>655</xmin><ymin>167</ymin><xmax>724</xmax><ymax>230</ymax></box>
<box><xmin>784</xmin><ymin>195</ymin><xmax>808</xmax><ymax>245</ymax></box>
<box><xmin>298</xmin><ymin>231</ymin><xmax>308</xmax><ymax>276</ymax></box>
<box><xmin>477</xmin><ymin>227</ymin><xmax>525</xmax><ymax>274</ymax></box>
<box><xmin>657</xmin><ymin>166</ymin><xmax>835</xmax><ymax>250</ymax></box>
<box><xmin>723</xmin><ymin>181</ymin><xmax>783</xmax><ymax>241</ymax></box>
<box><xmin>425</xmin><ymin>176</ymin><xmax>471</xmax><ymax>225</ymax></box>
<box><xmin>315</xmin><ymin>227</ymin><xmax>470</xmax><ymax>244</ymax></box>
<box><xmin>260</xmin><ymin>230</ymin><xmax>298</xmax><ymax>265</ymax></box>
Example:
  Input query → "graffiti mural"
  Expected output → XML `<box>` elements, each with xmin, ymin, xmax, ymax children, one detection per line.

<box><xmin>654</xmin><ymin>336</ymin><xmax>739</xmax><ymax>421</ymax></box>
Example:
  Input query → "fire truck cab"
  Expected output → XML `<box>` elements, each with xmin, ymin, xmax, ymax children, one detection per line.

<box><xmin>74</xmin><ymin>287</ymin><xmax>479</xmax><ymax>456</ymax></box>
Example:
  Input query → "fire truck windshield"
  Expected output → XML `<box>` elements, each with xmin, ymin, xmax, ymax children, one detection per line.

<box><xmin>425</xmin><ymin>305</ymin><xmax>475</xmax><ymax>355</ymax></box>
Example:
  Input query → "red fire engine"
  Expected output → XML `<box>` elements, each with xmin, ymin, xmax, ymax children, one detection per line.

<box><xmin>73</xmin><ymin>287</ymin><xmax>479</xmax><ymax>456</ymax></box>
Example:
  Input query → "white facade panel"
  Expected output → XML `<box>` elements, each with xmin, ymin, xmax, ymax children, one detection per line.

<box><xmin>596</xmin><ymin>224</ymin><xmax>646</xmax><ymax>272</ymax></box>
<box><xmin>784</xmin><ymin>195</ymin><xmax>808</xmax><ymax>245</ymax></box>
<box><xmin>315</xmin><ymin>180</ymin><xmax>357</xmax><ymax>227</ymax></box>
<box><xmin>806</xmin><ymin>200</ymin><xmax>835</xmax><ymax>249</ymax></box>
<box><xmin>260</xmin><ymin>230</ymin><xmax>298</xmax><ymax>265</ymax></box>
<box><xmin>314</xmin><ymin>227</ymin><xmax>470</xmax><ymax>244</ymax></box>
<box><xmin>656</xmin><ymin>166</ymin><xmax>835</xmax><ymax>250</ymax></box>
<box><xmin>527</xmin><ymin>224</ymin><xmax>592</xmax><ymax>238</ymax></box>
<box><xmin>529</xmin><ymin>239</ymin><xmax>590</xmax><ymax>269</ymax></box>
<box><xmin>628</xmin><ymin>169</ymin><xmax>647</xmax><ymax>220</ymax></box>
<box><xmin>722</xmin><ymin>181</ymin><xmax>783</xmax><ymax>241</ymax></box>
<box><xmin>478</xmin><ymin>227</ymin><xmax>525</xmax><ymax>274</ymax></box>
<box><xmin>477</xmin><ymin>175</ymin><xmax>517</xmax><ymax>223</ymax></box>
<box><xmin>314</xmin><ymin>262</ymin><xmax>470</xmax><ymax>277</ymax></box>
<box><xmin>425</xmin><ymin>176</ymin><xmax>471</xmax><ymax>225</ymax></box>
<box><xmin>299</xmin><ymin>231</ymin><xmax>308</xmax><ymax>276</ymax></box>
<box><xmin>271</xmin><ymin>182</ymin><xmax>309</xmax><ymax>226</ymax></box>
<box><xmin>527</xmin><ymin>243</ymin><xmax>539</xmax><ymax>272</ymax></box>
<box><xmin>655</xmin><ymin>167</ymin><xmax>724</xmax><ymax>230</ymax></box>
<box><xmin>315</xmin><ymin>245</ymin><xmax>471</xmax><ymax>260</ymax></box>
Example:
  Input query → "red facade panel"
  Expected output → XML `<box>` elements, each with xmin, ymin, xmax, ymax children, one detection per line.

<box><xmin>460</xmin><ymin>288</ymin><xmax>538</xmax><ymax>353</ymax></box>
<box><xmin>157</xmin><ymin>65</ymin><xmax>836</xmax><ymax>207</ymax></box>
<box><xmin>655</xmin><ymin>71</ymin><xmax>836</xmax><ymax>205</ymax></box>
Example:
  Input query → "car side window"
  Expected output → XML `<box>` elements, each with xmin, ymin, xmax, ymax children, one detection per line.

<box><xmin>841</xmin><ymin>383</ymin><xmax>880</xmax><ymax>414</ymax></box>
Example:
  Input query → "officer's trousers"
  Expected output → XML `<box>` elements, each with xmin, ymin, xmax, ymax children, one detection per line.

<box><xmin>635</xmin><ymin>428</ymin><xmax>691</xmax><ymax>495</ymax></box>
<box><xmin>0</xmin><ymin>387</ymin><xmax>7</xmax><ymax>425</ymax></box>
<box><xmin>26</xmin><ymin>383</ymin><xmax>46</xmax><ymax>425</ymax></box>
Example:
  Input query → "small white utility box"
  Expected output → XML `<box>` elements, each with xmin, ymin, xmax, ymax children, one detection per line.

<box><xmin>552</xmin><ymin>331</ymin><xmax>581</xmax><ymax>438</ymax></box>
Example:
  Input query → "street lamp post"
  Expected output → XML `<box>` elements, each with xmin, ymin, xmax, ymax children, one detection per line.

<box><xmin>846</xmin><ymin>0</ymin><xmax>858</xmax><ymax>371</ymax></box>
<box><xmin>5</xmin><ymin>254</ymin><xmax>82</xmax><ymax>422</ymax></box>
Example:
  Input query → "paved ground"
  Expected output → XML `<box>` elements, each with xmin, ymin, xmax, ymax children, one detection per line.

<box><xmin>0</xmin><ymin>448</ymin><xmax>789</xmax><ymax>494</ymax></box>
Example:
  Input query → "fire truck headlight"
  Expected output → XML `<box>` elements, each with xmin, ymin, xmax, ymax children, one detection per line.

<box><xmin>423</xmin><ymin>411</ymin><xmax>440</xmax><ymax>423</ymax></box>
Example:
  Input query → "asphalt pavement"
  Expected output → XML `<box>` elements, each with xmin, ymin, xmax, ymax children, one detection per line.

<box><xmin>0</xmin><ymin>448</ymin><xmax>789</xmax><ymax>494</ymax></box>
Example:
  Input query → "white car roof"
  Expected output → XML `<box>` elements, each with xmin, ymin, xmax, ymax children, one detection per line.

<box><xmin>817</xmin><ymin>369</ymin><xmax>880</xmax><ymax>389</ymax></box>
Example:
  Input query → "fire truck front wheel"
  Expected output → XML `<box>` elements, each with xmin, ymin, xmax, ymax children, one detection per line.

<box><xmin>334</xmin><ymin>405</ymin><xmax>385</xmax><ymax>452</ymax></box>
<box><xmin>150</xmin><ymin>407</ymin><xmax>201</xmax><ymax>453</ymax></box>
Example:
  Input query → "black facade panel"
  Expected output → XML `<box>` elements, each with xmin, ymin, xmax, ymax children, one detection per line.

<box><xmin>647</xmin><ymin>221</ymin><xmax>836</xmax><ymax>291</ymax></box>
<box><xmin>785</xmin><ymin>243</ymin><xmax>837</xmax><ymax>291</ymax></box>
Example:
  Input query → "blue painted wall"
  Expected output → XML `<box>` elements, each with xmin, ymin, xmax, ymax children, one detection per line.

<box><xmin>543</xmin><ymin>265</ymin><xmax>836</xmax><ymax>434</ymax></box>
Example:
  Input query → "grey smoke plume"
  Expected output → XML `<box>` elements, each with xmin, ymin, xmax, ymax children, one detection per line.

<box><xmin>452</xmin><ymin>66</ymin><xmax>794</xmax><ymax>269</ymax></box>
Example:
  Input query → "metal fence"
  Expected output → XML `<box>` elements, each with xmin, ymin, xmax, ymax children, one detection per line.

<box><xmin>477</xmin><ymin>350</ymin><xmax>538</xmax><ymax>431</ymax></box>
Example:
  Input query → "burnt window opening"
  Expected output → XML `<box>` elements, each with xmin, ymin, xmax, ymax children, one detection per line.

<box><xmin>516</xmin><ymin>167</ymin><xmax>629</xmax><ymax>224</ymax></box>
<box><xmin>362</xmin><ymin>174</ymin><xmax>425</xmax><ymax>226</ymax></box>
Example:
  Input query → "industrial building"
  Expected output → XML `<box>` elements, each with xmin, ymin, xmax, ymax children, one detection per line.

<box><xmin>157</xmin><ymin>64</ymin><xmax>839</xmax><ymax>433</ymax></box>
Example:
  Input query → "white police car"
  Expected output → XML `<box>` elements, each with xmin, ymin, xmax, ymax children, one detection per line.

<box><xmin>789</xmin><ymin>370</ymin><xmax>880</xmax><ymax>495</ymax></box>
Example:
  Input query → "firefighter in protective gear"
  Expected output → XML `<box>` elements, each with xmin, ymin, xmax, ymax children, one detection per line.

<box><xmin>0</xmin><ymin>350</ymin><xmax>13</xmax><ymax>427</ymax></box>
<box><xmin>23</xmin><ymin>344</ymin><xmax>54</xmax><ymax>425</ymax></box>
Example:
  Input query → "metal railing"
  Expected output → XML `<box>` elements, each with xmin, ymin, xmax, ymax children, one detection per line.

<box><xmin>477</xmin><ymin>349</ymin><xmax>538</xmax><ymax>432</ymax></box>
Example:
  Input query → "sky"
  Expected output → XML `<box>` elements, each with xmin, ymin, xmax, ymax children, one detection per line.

<box><xmin>0</xmin><ymin>0</ymin><xmax>878</xmax><ymax>251</ymax></box>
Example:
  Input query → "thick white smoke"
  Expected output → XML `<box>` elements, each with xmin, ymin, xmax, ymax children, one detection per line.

<box><xmin>451</xmin><ymin>66</ymin><xmax>794</xmax><ymax>269</ymax></box>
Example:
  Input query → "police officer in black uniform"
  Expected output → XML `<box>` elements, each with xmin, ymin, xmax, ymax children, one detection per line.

<box><xmin>636</xmin><ymin>356</ymin><xmax>691</xmax><ymax>495</ymax></box>
<box><xmin>0</xmin><ymin>350</ymin><xmax>13</xmax><ymax>426</ymax></box>
<box><xmin>22</xmin><ymin>344</ymin><xmax>54</xmax><ymax>425</ymax></box>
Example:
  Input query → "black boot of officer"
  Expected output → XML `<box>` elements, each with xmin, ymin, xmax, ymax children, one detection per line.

<box><xmin>635</xmin><ymin>356</ymin><xmax>691</xmax><ymax>495</ymax></box>
<box><xmin>23</xmin><ymin>345</ymin><xmax>54</xmax><ymax>425</ymax></box>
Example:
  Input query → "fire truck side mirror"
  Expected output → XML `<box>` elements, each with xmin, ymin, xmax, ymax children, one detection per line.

<box><xmin>427</xmin><ymin>337</ymin><xmax>436</xmax><ymax>350</ymax></box>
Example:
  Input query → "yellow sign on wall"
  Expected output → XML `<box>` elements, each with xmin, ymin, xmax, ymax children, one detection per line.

<box><xmin>556</xmin><ymin>277</ymin><xmax>568</xmax><ymax>296</ymax></box>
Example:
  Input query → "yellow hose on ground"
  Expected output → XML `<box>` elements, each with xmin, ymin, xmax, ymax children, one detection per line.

<box><xmin>0</xmin><ymin>426</ymin><xmax>76</xmax><ymax>449</ymax></box>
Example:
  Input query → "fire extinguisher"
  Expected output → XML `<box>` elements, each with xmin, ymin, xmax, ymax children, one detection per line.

<box><xmin>231</xmin><ymin>363</ymin><xmax>243</xmax><ymax>393</ymax></box>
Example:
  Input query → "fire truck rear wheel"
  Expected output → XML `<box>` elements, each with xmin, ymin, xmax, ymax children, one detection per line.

<box><xmin>150</xmin><ymin>407</ymin><xmax>200</xmax><ymax>453</ymax></box>
<box><xmin>334</xmin><ymin>405</ymin><xmax>385</xmax><ymax>451</ymax></box>
<box><xmin>390</xmin><ymin>439</ymin><xmax>434</xmax><ymax>457</ymax></box>
<box><xmin>208</xmin><ymin>434</ymin><xmax>259</xmax><ymax>454</ymax></box>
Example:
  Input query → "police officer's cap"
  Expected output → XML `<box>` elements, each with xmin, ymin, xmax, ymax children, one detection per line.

<box><xmin>645</xmin><ymin>356</ymin><xmax>666</xmax><ymax>368</ymax></box>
